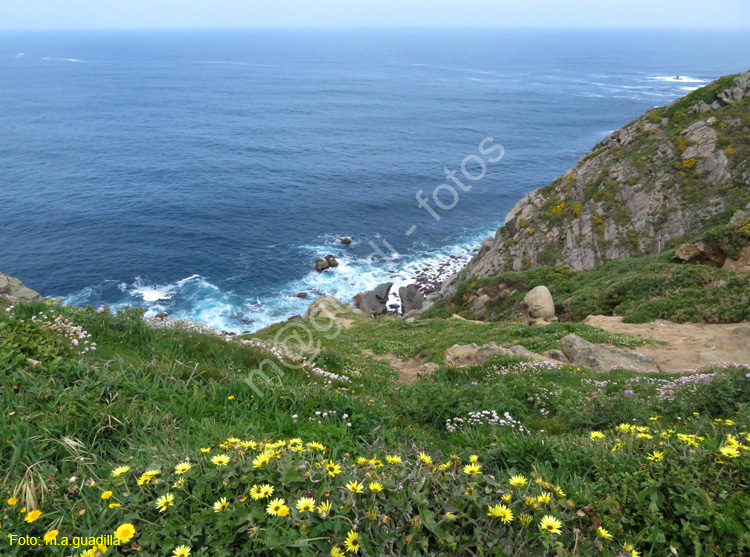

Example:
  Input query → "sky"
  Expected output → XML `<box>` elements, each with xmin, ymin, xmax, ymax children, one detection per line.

<box><xmin>2</xmin><ymin>0</ymin><xmax>750</xmax><ymax>29</ymax></box>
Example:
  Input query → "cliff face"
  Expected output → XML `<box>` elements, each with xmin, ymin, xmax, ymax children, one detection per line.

<box><xmin>465</xmin><ymin>71</ymin><xmax>750</xmax><ymax>278</ymax></box>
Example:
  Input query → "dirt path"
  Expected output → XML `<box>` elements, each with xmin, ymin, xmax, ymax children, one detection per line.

<box><xmin>362</xmin><ymin>350</ymin><xmax>436</xmax><ymax>384</ymax></box>
<box><xmin>583</xmin><ymin>315</ymin><xmax>750</xmax><ymax>372</ymax></box>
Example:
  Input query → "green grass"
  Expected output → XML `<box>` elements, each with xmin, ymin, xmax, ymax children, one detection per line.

<box><xmin>436</xmin><ymin>253</ymin><xmax>750</xmax><ymax>324</ymax></box>
<box><xmin>2</xmin><ymin>299</ymin><xmax>750</xmax><ymax>555</ymax></box>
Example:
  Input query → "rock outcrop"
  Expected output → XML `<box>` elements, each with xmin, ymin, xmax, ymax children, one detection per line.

<box><xmin>0</xmin><ymin>273</ymin><xmax>42</xmax><ymax>301</ymax></box>
<box><xmin>460</xmin><ymin>71</ymin><xmax>750</xmax><ymax>280</ymax></box>
<box><xmin>305</xmin><ymin>296</ymin><xmax>348</xmax><ymax>319</ymax></box>
<box><xmin>559</xmin><ymin>334</ymin><xmax>659</xmax><ymax>373</ymax></box>
<box><xmin>398</xmin><ymin>284</ymin><xmax>424</xmax><ymax>314</ymax></box>
<box><xmin>672</xmin><ymin>241</ymin><xmax>726</xmax><ymax>267</ymax></box>
<box><xmin>444</xmin><ymin>343</ymin><xmax>511</xmax><ymax>367</ymax></box>
<box><xmin>353</xmin><ymin>283</ymin><xmax>393</xmax><ymax>316</ymax></box>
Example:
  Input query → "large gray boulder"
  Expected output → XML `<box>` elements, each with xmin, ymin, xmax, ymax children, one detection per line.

<box><xmin>520</xmin><ymin>285</ymin><xmax>556</xmax><ymax>325</ymax></box>
<box><xmin>0</xmin><ymin>273</ymin><xmax>42</xmax><ymax>301</ymax></box>
<box><xmin>398</xmin><ymin>284</ymin><xmax>424</xmax><ymax>314</ymax></box>
<box><xmin>353</xmin><ymin>282</ymin><xmax>393</xmax><ymax>316</ymax></box>
<box><xmin>559</xmin><ymin>334</ymin><xmax>659</xmax><ymax>373</ymax></box>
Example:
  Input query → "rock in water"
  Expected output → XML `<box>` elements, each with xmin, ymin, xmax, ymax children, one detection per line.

<box><xmin>353</xmin><ymin>282</ymin><xmax>393</xmax><ymax>316</ymax></box>
<box><xmin>324</xmin><ymin>255</ymin><xmax>339</xmax><ymax>268</ymax></box>
<box><xmin>520</xmin><ymin>285</ymin><xmax>556</xmax><ymax>325</ymax></box>
<box><xmin>398</xmin><ymin>284</ymin><xmax>424</xmax><ymax>314</ymax></box>
<box><xmin>559</xmin><ymin>334</ymin><xmax>659</xmax><ymax>373</ymax></box>
<box><xmin>0</xmin><ymin>273</ymin><xmax>42</xmax><ymax>301</ymax></box>
<box><xmin>314</xmin><ymin>258</ymin><xmax>329</xmax><ymax>272</ymax></box>
<box><xmin>338</xmin><ymin>237</ymin><xmax>352</xmax><ymax>245</ymax></box>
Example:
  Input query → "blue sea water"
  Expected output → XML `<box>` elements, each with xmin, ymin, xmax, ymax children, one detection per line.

<box><xmin>1</xmin><ymin>29</ymin><xmax>749</xmax><ymax>331</ymax></box>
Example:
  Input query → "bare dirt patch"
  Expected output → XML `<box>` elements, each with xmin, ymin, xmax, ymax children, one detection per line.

<box><xmin>583</xmin><ymin>315</ymin><xmax>750</xmax><ymax>372</ymax></box>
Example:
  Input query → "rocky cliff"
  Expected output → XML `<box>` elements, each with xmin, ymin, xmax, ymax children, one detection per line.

<box><xmin>463</xmin><ymin>71</ymin><xmax>750</xmax><ymax>279</ymax></box>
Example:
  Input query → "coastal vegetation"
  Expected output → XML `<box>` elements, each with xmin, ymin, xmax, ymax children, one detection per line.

<box><xmin>3</xmin><ymin>298</ymin><xmax>750</xmax><ymax>556</ymax></box>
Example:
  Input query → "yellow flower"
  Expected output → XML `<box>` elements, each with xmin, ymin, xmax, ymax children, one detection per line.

<box><xmin>647</xmin><ymin>451</ymin><xmax>664</xmax><ymax>462</ymax></box>
<box><xmin>720</xmin><ymin>446</ymin><xmax>740</xmax><ymax>458</ymax></box>
<box><xmin>488</xmin><ymin>504</ymin><xmax>513</xmax><ymax>523</ymax></box>
<box><xmin>111</xmin><ymin>466</ymin><xmax>130</xmax><ymax>478</ymax></box>
<box><xmin>317</xmin><ymin>500</ymin><xmax>333</xmax><ymax>517</ymax></box>
<box><xmin>590</xmin><ymin>431</ymin><xmax>605</xmax><ymax>440</ymax></box>
<box><xmin>344</xmin><ymin>530</ymin><xmax>360</xmax><ymax>553</ymax></box>
<box><xmin>307</xmin><ymin>441</ymin><xmax>326</xmax><ymax>451</ymax></box>
<box><xmin>173</xmin><ymin>545</ymin><xmax>191</xmax><ymax>557</ymax></box>
<box><xmin>637</xmin><ymin>433</ymin><xmax>653</xmax><ymax>440</ymax></box>
<box><xmin>538</xmin><ymin>515</ymin><xmax>562</xmax><ymax>535</ymax></box>
<box><xmin>239</xmin><ymin>494</ymin><xmax>248</xmax><ymax>502</ymax></box>
<box><xmin>509</xmin><ymin>474</ymin><xmax>527</xmax><ymax>487</ymax></box>
<box><xmin>173</xmin><ymin>479</ymin><xmax>185</xmax><ymax>489</ymax></box>
<box><xmin>326</xmin><ymin>461</ymin><xmax>342</xmax><ymax>477</ymax></box>
<box><xmin>469</xmin><ymin>454</ymin><xmax>479</xmax><ymax>463</ymax></box>
<box><xmin>463</xmin><ymin>463</ymin><xmax>482</xmax><ymax>475</ymax></box>
<box><xmin>277</xmin><ymin>505</ymin><xmax>290</xmax><ymax>517</ymax></box>
<box><xmin>43</xmin><ymin>530</ymin><xmax>59</xmax><ymax>544</ymax></box>
<box><xmin>331</xmin><ymin>547</ymin><xmax>345</xmax><ymax>557</ymax></box>
<box><xmin>537</xmin><ymin>492</ymin><xmax>551</xmax><ymax>504</ymax></box>
<box><xmin>114</xmin><ymin>523</ymin><xmax>136</xmax><ymax>543</ymax></box>
<box><xmin>259</xmin><ymin>484</ymin><xmax>274</xmax><ymax>499</ymax></box>
<box><xmin>174</xmin><ymin>462</ymin><xmax>191</xmax><ymax>475</ymax></box>
<box><xmin>346</xmin><ymin>481</ymin><xmax>364</xmax><ymax>493</ymax></box>
<box><xmin>155</xmin><ymin>493</ymin><xmax>175</xmax><ymax>512</ymax></box>
<box><xmin>296</xmin><ymin>497</ymin><xmax>315</xmax><ymax>512</ymax></box>
<box><xmin>385</xmin><ymin>455</ymin><xmax>402</xmax><ymax>464</ymax></box>
<box><xmin>108</xmin><ymin>503</ymin><xmax>121</xmax><ymax>508</ymax></box>
<box><xmin>418</xmin><ymin>452</ymin><xmax>432</xmax><ymax>465</ymax></box>
<box><xmin>445</xmin><ymin>512</ymin><xmax>457</xmax><ymax>520</ymax></box>
<box><xmin>597</xmin><ymin>526</ymin><xmax>613</xmax><ymax>539</ymax></box>
<box><xmin>200</xmin><ymin>447</ymin><xmax>211</xmax><ymax>453</ymax></box>
<box><xmin>227</xmin><ymin>395</ymin><xmax>234</xmax><ymax>400</ymax></box>
<box><xmin>519</xmin><ymin>513</ymin><xmax>532</xmax><ymax>527</ymax></box>
<box><xmin>525</xmin><ymin>497</ymin><xmax>538</xmax><ymax>507</ymax></box>
<box><xmin>211</xmin><ymin>454</ymin><xmax>230</xmax><ymax>466</ymax></box>
<box><xmin>369</xmin><ymin>482</ymin><xmax>383</xmax><ymax>492</ymax></box>
<box><xmin>101</xmin><ymin>491</ymin><xmax>113</xmax><ymax>500</ymax></box>
<box><xmin>266</xmin><ymin>498</ymin><xmax>287</xmax><ymax>516</ymax></box>
<box><xmin>465</xmin><ymin>487</ymin><xmax>474</xmax><ymax>495</ymax></box>
<box><xmin>501</xmin><ymin>493</ymin><xmax>512</xmax><ymax>503</ymax></box>
<box><xmin>356</xmin><ymin>457</ymin><xmax>368</xmax><ymax>466</ymax></box>
<box><xmin>7</xmin><ymin>497</ymin><xmax>18</xmax><ymax>505</ymax></box>
<box><xmin>213</xmin><ymin>497</ymin><xmax>229</xmax><ymax>512</ymax></box>
<box><xmin>252</xmin><ymin>452</ymin><xmax>271</xmax><ymax>468</ymax></box>
<box><xmin>25</xmin><ymin>510</ymin><xmax>42</xmax><ymax>523</ymax></box>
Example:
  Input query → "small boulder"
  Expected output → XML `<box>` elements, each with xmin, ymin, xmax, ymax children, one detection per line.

<box><xmin>520</xmin><ymin>285</ymin><xmax>556</xmax><ymax>326</ymax></box>
<box><xmin>338</xmin><ymin>237</ymin><xmax>352</xmax><ymax>245</ymax></box>
<box><xmin>314</xmin><ymin>258</ymin><xmax>329</xmax><ymax>272</ymax></box>
<box><xmin>398</xmin><ymin>284</ymin><xmax>425</xmax><ymax>314</ymax></box>
<box><xmin>0</xmin><ymin>273</ymin><xmax>42</xmax><ymax>301</ymax></box>
<box><xmin>559</xmin><ymin>334</ymin><xmax>659</xmax><ymax>373</ymax></box>
<box><xmin>324</xmin><ymin>255</ymin><xmax>339</xmax><ymax>268</ymax></box>
<box><xmin>305</xmin><ymin>296</ymin><xmax>347</xmax><ymax>319</ymax></box>
<box><xmin>353</xmin><ymin>282</ymin><xmax>393</xmax><ymax>316</ymax></box>
<box><xmin>547</xmin><ymin>349</ymin><xmax>569</xmax><ymax>363</ymax></box>
<box><xmin>507</xmin><ymin>345</ymin><xmax>548</xmax><ymax>362</ymax></box>
<box><xmin>295</xmin><ymin>292</ymin><xmax>308</xmax><ymax>299</ymax></box>
<box><xmin>444</xmin><ymin>343</ymin><xmax>512</xmax><ymax>367</ymax></box>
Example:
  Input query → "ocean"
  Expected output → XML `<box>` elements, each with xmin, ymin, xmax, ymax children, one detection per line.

<box><xmin>1</xmin><ymin>28</ymin><xmax>748</xmax><ymax>331</ymax></box>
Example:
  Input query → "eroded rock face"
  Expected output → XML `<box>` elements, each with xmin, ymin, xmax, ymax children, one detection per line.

<box><xmin>457</xmin><ymin>72</ymin><xmax>749</xmax><ymax>283</ymax></box>
<box><xmin>559</xmin><ymin>334</ymin><xmax>659</xmax><ymax>373</ymax></box>
<box><xmin>0</xmin><ymin>273</ymin><xmax>42</xmax><ymax>301</ymax></box>
<box><xmin>399</xmin><ymin>284</ymin><xmax>424</xmax><ymax>314</ymax></box>
<box><xmin>672</xmin><ymin>242</ymin><xmax>726</xmax><ymax>267</ymax></box>
<box><xmin>723</xmin><ymin>246</ymin><xmax>750</xmax><ymax>273</ymax></box>
<box><xmin>353</xmin><ymin>282</ymin><xmax>393</xmax><ymax>316</ymax></box>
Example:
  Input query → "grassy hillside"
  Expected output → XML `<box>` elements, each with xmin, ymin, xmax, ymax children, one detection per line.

<box><xmin>434</xmin><ymin>253</ymin><xmax>750</xmax><ymax>323</ymax></box>
<box><xmin>2</xmin><ymin>299</ymin><xmax>750</xmax><ymax>555</ymax></box>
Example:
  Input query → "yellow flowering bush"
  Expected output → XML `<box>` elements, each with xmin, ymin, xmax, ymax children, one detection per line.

<box><xmin>682</xmin><ymin>157</ymin><xmax>697</xmax><ymax>168</ymax></box>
